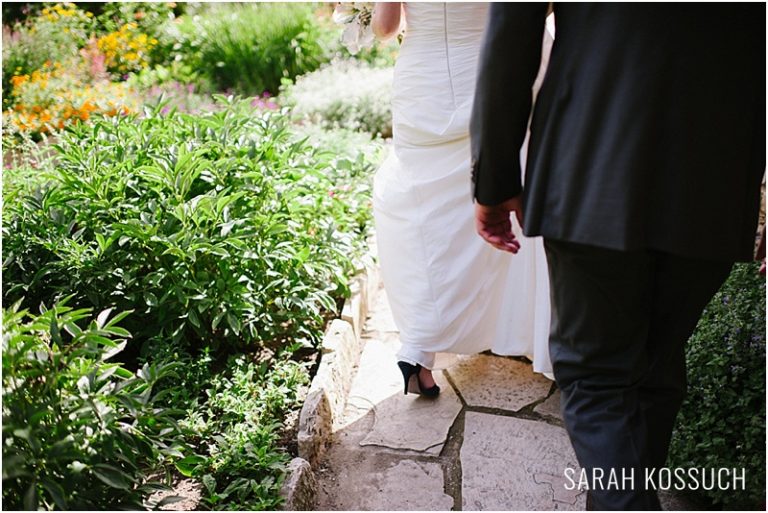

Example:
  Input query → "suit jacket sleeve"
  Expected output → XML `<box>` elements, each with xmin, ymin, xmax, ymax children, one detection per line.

<box><xmin>470</xmin><ymin>3</ymin><xmax>548</xmax><ymax>206</ymax></box>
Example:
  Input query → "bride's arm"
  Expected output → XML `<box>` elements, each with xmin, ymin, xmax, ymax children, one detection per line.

<box><xmin>372</xmin><ymin>2</ymin><xmax>403</xmax><ymax>40</ymax></box>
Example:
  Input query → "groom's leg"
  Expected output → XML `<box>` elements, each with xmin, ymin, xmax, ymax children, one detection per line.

<box><xmin>544</xmin><ymin>239</ymin><xmax>658</xmax><ymax>510</ymax></box>
<box><xmin>639</xmin><ymin>253</ymin><xmax>732</xmax><ymax>471</ymax></box>
<box><xmin>544</xmin><ymin>239</ymin><xmax>733</xmax><ymax>510</ymax></box>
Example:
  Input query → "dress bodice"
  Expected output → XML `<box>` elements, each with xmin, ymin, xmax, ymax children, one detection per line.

<box><xmin>402</xmin><ymin>2</ymin><xmax>489</xmax><ymax>48</ymax></box>
<box><xmin>392</xmin><ymin>2</ymin><xmax>490</xmax><ymax>146</ymax></box>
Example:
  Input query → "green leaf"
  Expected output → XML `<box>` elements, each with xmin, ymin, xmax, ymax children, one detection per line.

<box><xmin>267</xmin><ymin>223</ymin><xmax>288</xmax><ymax>236</ymax></box>
<box><xmin>113</xmin><ymin>366</ymin><xmax>133</xmax><ymax>379</ymax></box>
<box><xmin>92</xmin><ymin>463</ymin><xmax>133</xmax><ymax>490</ymax></box>
<box><xmin>101</xmin><ymin>340</ymin><xmax>127</xmax><ymax>361</ymax></box>
<box><xmin>145</xmin><ymin>292</ymin><xmax>159</xmax><ymax>307</ymax></box>
<box><xmin>212</xmin><ymin>310</ymin><xmax>226</xmax><ymax>330</ymax></box>
<box><xmin>156</xmin><ymin>495</ymin><xmax>186</xmax><ymax>508</ymax></box>
<box><xmin>226</xmin><ymin>312</ymin><xmax>241</xmax><ymax>336</ymax></box>
<box><xmin>175</xmin><ymin>455</ymin><xmax>206</xmax><ymax>478</ymax></box>
<box><xmin>188</xmin><ymin>308</ymin><xmax>201</xmax><ymax>328</ymax></box>
<box><xmin>49</xmin><ymin>315</ymin><xmax>62</xmax><ymax>345</ymax></box>
<box><xmin>96</xmin><ymin>308</ymin><xmax>114</xmax><ymax>329</ymax></box>
<box><xmin>202</xmin><ymin>473</ymin><xmax>217</xmax><ymax>495</ymax></box>
<box><xmin>2</xmin><ymin>454</ymin><xmax>29</xmax><ymax>480</ymax></box>
<box><xmin>41</xmin><ymin>477</ymin><xmax>67</xmax><ymax>509</ymax></box>
<box><xmin>24</xmin><ymin>481</ymin><xmax>38</xmax><ymax>510</ymax></box>
<box><xmin>295</xmin><ymin>246</ymin><xmax>311</xmax><ymax>264</ymax></box>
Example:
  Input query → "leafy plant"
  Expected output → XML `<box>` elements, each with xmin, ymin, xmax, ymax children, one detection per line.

<box><xmin>3</xmin><ymin>98</ymin><xmax>379</xmax><ymax>355</ymax></box>
<box><xmin>1</xmin><ymin>298</ymin><xmax>188</xmax><ymax>510</ymax></box>
<box><xmin>176</xmin><ymin>3</ymin><xmax>335</xmax><ymax>95</ymax></box>
<box><xmin>668</xmin><ymin>262</ymin><xmax>765</xmax><ymax>509</ymax></box>
<box><xmin>182</xmin><ymin>355</ymin><xmax>310</xmax><ymax>510</ymax></box>
<box><xmin>281</xmin><ymin>59</ymin><xmax>393</xmax><ymax>137</ymax></box>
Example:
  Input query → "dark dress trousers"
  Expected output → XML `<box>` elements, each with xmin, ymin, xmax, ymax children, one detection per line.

<box><xmin>471</xmin><ymin>3</ymin><xmax>765</xmax><ymax>510</ymax></box>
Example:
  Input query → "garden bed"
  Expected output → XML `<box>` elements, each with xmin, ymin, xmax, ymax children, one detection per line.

<box><xmin>3</xmin><ymin>3</ymin><xmax>399</xmax><ymax>508</ymax></box>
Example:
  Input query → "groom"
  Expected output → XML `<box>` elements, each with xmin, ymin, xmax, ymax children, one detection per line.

<box><xmin>470</xmin><ymin>3</ymin><xmax>765</xmax><ymax>510</ymax></box>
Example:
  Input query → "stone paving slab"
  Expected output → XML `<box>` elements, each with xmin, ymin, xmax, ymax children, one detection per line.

<box><xmin>461</xmin><ymin>412</ymin><xmax>585</xmax><ymax>511</ymax></box>
<box><xmin>359</xmin><ymin>371</ymin><xmax>462</xmax><ymax>453</ymax></box>
<box><xmin>316</xmin><ymin>455</ymin><xmax>454</xmax><ymax>511</ymax></box>
<box><xmin>338</xmin><ymin>330</ymin><xmax>462</xmax><ymax>454</ymax></box>
<box><xmin>534</xmin><ymin>389</ymin><xmax>563</xmax><ymax>422</ymax></box>
<box><xmin>447</xmin><ymin>354</ymin><xmax>553</xmax><ymax>412</ymax></box>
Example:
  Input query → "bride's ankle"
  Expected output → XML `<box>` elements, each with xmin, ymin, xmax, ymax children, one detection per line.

<box><xmin>418</xmin><ymin>367</ymin><xmax>437</xmax><ymax>388</ymax></box>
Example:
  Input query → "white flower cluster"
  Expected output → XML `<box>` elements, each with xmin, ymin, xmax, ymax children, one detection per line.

<box><xmin>332</xmin><ymin>2</ymin><xmax>375</xmax><ymax>55</ymax></box>
<box><xmin>281</xmin><ymin>59</ymin><xmax>394</xmax><ymax>138</ymax></box>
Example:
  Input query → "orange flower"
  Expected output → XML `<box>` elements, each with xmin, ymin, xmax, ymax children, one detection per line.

<box><xmin>10</xmin><ymin>75</ymin><xmax>29</xmax><ymax>88</ymax></box>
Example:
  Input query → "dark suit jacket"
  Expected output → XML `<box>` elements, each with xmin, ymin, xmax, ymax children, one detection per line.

<box><xmin>471</xmin><ymin>3</ymin><xmax>765</xmax><ymax>262</ymax></box>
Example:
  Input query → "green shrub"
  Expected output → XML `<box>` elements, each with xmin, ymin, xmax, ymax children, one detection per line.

<box><xmin>183</xmin><ymin>355</ymin><xmax>310</xmax><ymax>510</ymax></box>
<box><xmin>2</xmin><ymin>98</ymin><xmax>379</xmax><ymax>355</ymax></box>
<box><xmin>669</xmin><ymin>262</ymin><xmax>765</xmax><ymax>509</ymax></box>
<box><xmin>1</xmin><ymin>298</ymin><xmax>188</xmax><ymax>510</ymax></box>
<box><xmin>177</xmin><ymin>3</ymin><xmax>334</xmax><ymax>95</ymax></box>
<box><xmin>146</xmin><ymin>332</ymin><xmax>311</xmax><ymax>510</ymax></box>
<box><xmin>281</xmin><ymin>59</ymin><xmax>393</xmax><ymax>137</ymax></box>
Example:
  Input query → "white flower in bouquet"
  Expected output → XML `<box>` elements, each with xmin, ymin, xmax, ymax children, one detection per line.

<box><xmin>333</xmin><ymin>2</ymin><xmax>375</xmax><ymax>55</ymax></box>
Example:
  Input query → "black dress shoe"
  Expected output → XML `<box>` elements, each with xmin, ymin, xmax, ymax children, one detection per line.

<box><xmin>397</xmin><ymin>361</ymin><xmax>440</xmax><ymax>398</ymax></box>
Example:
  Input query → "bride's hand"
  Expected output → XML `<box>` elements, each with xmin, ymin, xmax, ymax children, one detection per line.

<box><xmin>475</xmin><ymin>196</ymin><xmax>524</xmax><ymax>254</ymax></box>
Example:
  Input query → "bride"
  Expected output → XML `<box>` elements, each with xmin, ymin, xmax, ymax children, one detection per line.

<box><xmin>371</xmin><ymin>2</ymin><xmax>553</xmax><ymax>397</ymax></box>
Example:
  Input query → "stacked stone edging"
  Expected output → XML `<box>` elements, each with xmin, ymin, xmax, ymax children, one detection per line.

<box><xmin>280</xmin><ymin>251</ymin><xmax>379</xmax><ymax>510</ymax></box>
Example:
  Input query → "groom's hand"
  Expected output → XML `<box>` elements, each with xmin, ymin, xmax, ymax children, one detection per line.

<box><xmin>475</xmin><ymin>196</ymin><xmax>524</xmax><ymax>254</ymax></box>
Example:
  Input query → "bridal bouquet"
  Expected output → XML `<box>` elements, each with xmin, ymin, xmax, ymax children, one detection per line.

<box><xmin>333</xmin><ymin>2</ymin><xmax>375</xmax><ymax>55</ymax></box>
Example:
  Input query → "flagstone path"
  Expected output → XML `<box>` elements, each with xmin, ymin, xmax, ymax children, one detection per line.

<box><xmin>314</xmin><ymin>285</ymin><xmax>702</xmax><ymax>511</ymax></box>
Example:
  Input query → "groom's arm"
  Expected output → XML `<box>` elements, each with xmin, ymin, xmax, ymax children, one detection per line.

<box><xmin>470</xmin><ymin>3</ymin><xmax>549</xmax><ymax>206</ymax></box>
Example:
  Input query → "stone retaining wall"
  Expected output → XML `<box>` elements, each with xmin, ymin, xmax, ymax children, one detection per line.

<box><xmin>279</xmin><ymin>249</ymin><xmax>380</xmax><ymax>510</ymax></box>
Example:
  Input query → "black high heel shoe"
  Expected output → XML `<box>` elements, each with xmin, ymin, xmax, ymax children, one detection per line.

<box><xmin>397</xmin><ymin>361</ymin><xmax>440</xmax><ymax>398</ymax></box>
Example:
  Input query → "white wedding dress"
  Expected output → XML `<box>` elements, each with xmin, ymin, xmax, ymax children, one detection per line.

<box><xmin>373</xmin><ymin>2</ymin><xmax>553</xmax><ymax>376</ymax></box>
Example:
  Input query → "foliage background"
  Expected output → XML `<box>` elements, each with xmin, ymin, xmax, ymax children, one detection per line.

<box><xmin>669</xmin><ymin>262</ymin><xmax>766</xmax><ymax>509</ymax></box>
